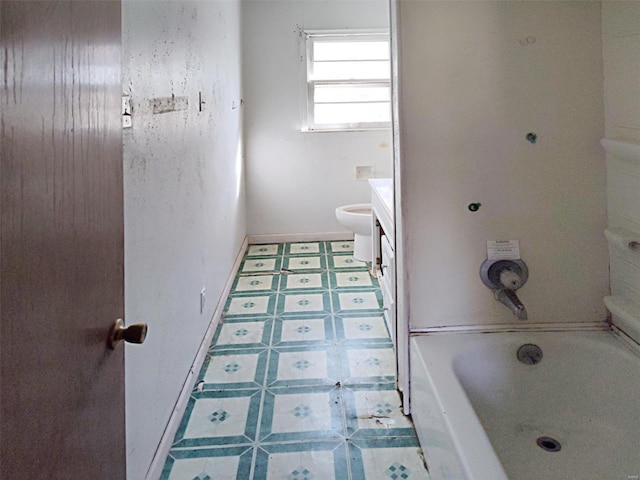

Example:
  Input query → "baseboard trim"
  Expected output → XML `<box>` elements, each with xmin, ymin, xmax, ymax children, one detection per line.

<box><xmin>248</xmin><ymin>231</ymin><xmax>352</xmax><ymax>244</ymax></box>
<box><xmin>145</xmin><ymin>236</ymin><xmax>249</xmax><ymax>480</ymax></box>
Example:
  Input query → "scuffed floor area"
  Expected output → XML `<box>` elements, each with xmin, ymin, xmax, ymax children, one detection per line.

<box><xmin>161</xmin><ymin>241</ymin><xmax>429</xmax><ymax>479</ymax></box>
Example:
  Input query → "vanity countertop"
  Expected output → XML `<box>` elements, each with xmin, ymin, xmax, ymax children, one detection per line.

<box><xmin>369</xmin><ymin>178</ymin><xmax>394</xmax><ymax>247</ymax></box>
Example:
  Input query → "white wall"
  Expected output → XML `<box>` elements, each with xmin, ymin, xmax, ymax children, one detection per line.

<box><xmin>398</xmin><ymin>1</ymin><xmax>609</xmax><ymax>329</ymax></box>
<box><xmin>122</xmin><ymin>2</ymin><xmax>245</xmax><ymax>478</ymax></box>
<box><xmin>603</xmin><ymin>1</ymin><xmax>640</xmax><ymax>235</ymax></box>
<box><xmin>242</xmin><ymin>0</ymin><xmax>392</xmax><ymax>237</ymax></box>
<box><xmin>604</xmin><ymin>1</ymin><xmax>640</xmax><ymax>141</ymax></box>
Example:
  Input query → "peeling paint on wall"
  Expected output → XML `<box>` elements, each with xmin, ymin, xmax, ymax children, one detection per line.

<box><xmin>122</xmin><ymin>1</ymin><xmax>245</xmax><ymax>478</ymax></box>
<box><xmin>151</xmin><ymin>95</ymin><xmax>189</xmax><ymax>114</ymax></box>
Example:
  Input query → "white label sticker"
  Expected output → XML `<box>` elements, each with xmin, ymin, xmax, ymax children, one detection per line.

<box><xmin>487</xmin><ymin>240</ymin><xmax>520</xmax><ymax>260</ymax></box>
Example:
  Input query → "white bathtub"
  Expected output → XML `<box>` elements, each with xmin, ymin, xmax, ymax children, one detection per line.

<box><xmin>410</xmin><ymin>329</ymin><xmax>640</xmax><ymax>480</ymax></box>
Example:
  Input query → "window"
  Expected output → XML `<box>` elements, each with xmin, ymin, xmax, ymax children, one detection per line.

<box><xmin>303</xmin><ymin>31</ymin><xmax>391</xmax><ymax>131</ymax></box>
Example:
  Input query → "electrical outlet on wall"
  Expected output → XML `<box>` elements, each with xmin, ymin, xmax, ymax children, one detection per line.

<box><xmin>122</xmin><ymin>95</ymin><xmax>132</xmax><ymax>128</ymax></box>
<box><xmin>200</xmin><ymin>288</ymin><xmax>206</xmax><ymax>314</ymax></box>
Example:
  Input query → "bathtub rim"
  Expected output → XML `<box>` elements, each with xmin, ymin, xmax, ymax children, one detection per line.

<box><xmin>409</xmin><ymin>323</ymin><xmax>640</xmax><ymax>480</ymax></box>
<box><xmin>410</xmin><ymin>335</ymin><xmax>509</xmax><ymax>480</ymax></box>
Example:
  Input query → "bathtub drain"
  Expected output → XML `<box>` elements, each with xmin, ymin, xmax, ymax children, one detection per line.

<box><xmin>536</xmin><ymin>436</ymin><xmax>561</xmax><ymax>452</ymax></box>
<box><xmin>517</xmin><ymin>344</ymin><xmax>543</xmax><ymax>365</ymax></box>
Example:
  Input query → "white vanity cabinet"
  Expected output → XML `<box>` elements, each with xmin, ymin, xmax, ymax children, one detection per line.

<box><xmin>369</xmin><ymin>179</ymin><xmax>396</xmax><ymax>345</ymax></box>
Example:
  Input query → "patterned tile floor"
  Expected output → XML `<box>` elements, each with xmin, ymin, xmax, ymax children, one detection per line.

<box><xmin>161</xmin><ymin>241</ymin><xmax>430</xmax><ymax>480</ymax></box>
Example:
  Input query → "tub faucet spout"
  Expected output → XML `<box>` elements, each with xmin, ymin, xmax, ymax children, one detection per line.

<box><xmin>495</xmin><ymin>288</ymin><xmax>528</xmax><ymax>320</ymax></box>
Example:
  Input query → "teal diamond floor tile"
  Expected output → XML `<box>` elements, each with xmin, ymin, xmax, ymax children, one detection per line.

<box><xmin>282</xmin><ymin>272</ymin><xmax>328</xmax><ymax>291</ymax></box>
<box><xmin>241</xmin><ymin>257</ymin><xmax>282</xmax><ymax>273</ymax></box>
<box><xmin>200</xmin><ymin>349</ymin><xmax>268</xmax><ymax>389</ymax></box>
<box><xmin>343</xmin><ymin>385</ymin><xmax>416</xmax><ymax>438</ymax></box>
<box><xmin>336</xmin><ymin>314</ymin><xmax>390</xmax><ymax>344</ymax></box>
<box><xmin>267</xmin><ymin>347</ymin><xmax>337</xmax><ymax>387</ymax></box>
<box><xmin>277</xmin><ymin>292</ymin><xmax>331</xmax><ymax>317</ymax></box>
<box><xmin>339</xmin><ymin>345</ymin><xmax>396</xmax><ymax>385</ymax></box>
<box><xmin>247</xmin><ymin>244</ymin><xmax>282</xmax><ymax>256</ymax></box>
<box><xmin>233</xmin><ymin>274</ymin><xmax>279</xmax><ymax>292</ymax></box>
<box><xmin>161</xmin><ymin>446</ymin><xmax>252</xmax><ymax>480</ymax></box>
<box><xmin>259</xmin><ymin>386</ymin><xmax>343</xmax><ymax>442</ymax></box>
<box><xmin>333</xmin><ymin>291</ymin><xmax>382</xmax><ymax>313</ymax></box>
<box><xmin>254</xmin><ymin>441</ymin><xmax>347</xmax><ymax>480</ymax></box>
<box><xmin>327</xmin><ymin>240</ymin><xmax>354</xmax><ymax>253</ymax></box>
<box><xmin>283</xmin><ymin>255</ymin><xmax>326</xmax><ymax>272</ymax></box>
<box><xmin>328</xmin><ymin>254</ymin><xmax>368</xmax><ymax>270</ymax></box>
<box><xmin>213</xmin><ymin>318</ymin><xmax>272</xmax><ymax>350</ymax></box>
<box><xmin>285</xmin><ymin>242</ymin><xmax>324</xmax><ymax>255</ymax></box>
<box><xmin>172</xmin><ymin>390</ymin><xmax>261</xmax><ymax>448</ymax></box>
<box><xmin>225</xmin><ymin>294</ymin><xmax>276</xmax><ymax>317</ymax></box>
<box><xmin>348</xmin><ymin>438</ymin><xmax>429</xmax><ymax>480</ymax></box>
<box><xmin>332</xmin><ymin>271</ymin><xmax>375</xmax><ymax>289</ymax></box>
<box><xmin>273</xmin><ymin>316</ymin><xmax>333</xmax><ymax>346</ymax></box>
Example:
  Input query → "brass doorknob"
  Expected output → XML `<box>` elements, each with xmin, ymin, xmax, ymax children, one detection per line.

<box><xmin>108</xmin><ymin>318</ymin><xmax>148</xmax><ymax>349</ymax></box>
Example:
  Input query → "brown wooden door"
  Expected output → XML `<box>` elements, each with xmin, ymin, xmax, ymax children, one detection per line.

<box><xmin>1</xmin><ymin>2</ymin><xmax>126</xmax><ymax>478</ymax></box>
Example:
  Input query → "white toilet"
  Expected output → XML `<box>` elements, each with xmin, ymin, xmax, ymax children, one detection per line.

<box><xmin>335</xmin><ymin>203</ymin><xmax>373</xmax><ymax>262</ymax></box>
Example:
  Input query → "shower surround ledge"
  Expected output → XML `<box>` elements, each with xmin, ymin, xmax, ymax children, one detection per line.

<box><xmin>601</xmin><ymin>137</ymin><xmax>640</xmax><ymax>345</ymax></box>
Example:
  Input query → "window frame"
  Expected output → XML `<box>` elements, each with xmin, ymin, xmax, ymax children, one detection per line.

<box><xmin>302</xmin><ymin>29</ymin><xmax>391</xmax><ymax>132</ymax></box>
